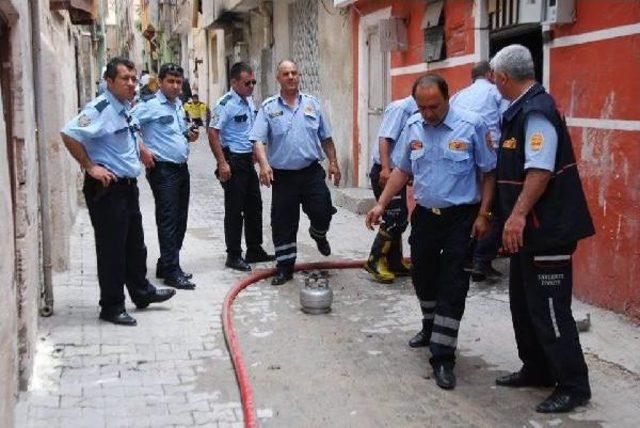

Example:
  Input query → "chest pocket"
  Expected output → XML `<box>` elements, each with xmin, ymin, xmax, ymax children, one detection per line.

<box><xmin>158</xmin><ymin>115</ymin><xmax>174</xmax><ymax>125</ymax></box>
<box><xmin>443</xmin><ymin>149</ymin><xmax>472</xmax><ymax>175</ymax></box>
<box><xmin>304</xmin><ymin>113</ymin><xmax>319</xmax><ymax>131</ymax></box>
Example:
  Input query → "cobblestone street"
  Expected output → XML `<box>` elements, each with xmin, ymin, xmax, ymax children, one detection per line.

<box><xmin>15</xmin><ymin>138</ymin><xmax>640</xmax><ymax>427</ymax></box>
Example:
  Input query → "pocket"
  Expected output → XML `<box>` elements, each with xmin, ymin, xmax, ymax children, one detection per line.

<box><xmin>443</xmin><ymin>149</ymin><xmax>472</xmax><ymax>175</ymax></box>
<box><xmin>304</xmin><ymin>115</ymin><xmax>319</xmax><ymax>131</ymax></box>
<box><xmin>158</xmin><ymin>115</ymin><xmax>174</xmax><ymax>125</ymax></box>
<box><xmin>409</xmin><ymin>148</ymin><xmax>425</xmax><ymax>161</ymax></box>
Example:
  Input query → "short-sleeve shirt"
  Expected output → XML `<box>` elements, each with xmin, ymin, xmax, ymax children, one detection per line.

<box><xmin>131</xmin><ymin>91</ymin><xmax>189</xmax><ymax>164</ymax></box>
<box><xmin>184</xmin><ymin>101</ymin><xmax>208</xmax><ymax>119</ymax></box>
<box><xmin>210</xmin><ymin>90</ymin><xmax>256</xmax><ymax>154</ymax></box>
<box><xmin>524</xmin><ymin>112</ymin><xmax>558</xmax><ymax>172</ymax></box>
<box><xmin>393</xmin><ymin>106</ymin><xmax>497</xmax><ymax>209</ymax></box>
<box><xmin>372</xmin><ymin>96</ymin><xmax>418</xmax><ymax>167</ymax></box>
<box><xmin>61</xmin><ymin>89</ymin><xmax>141</xmax><ymax>178</ymax></box>
<box><xmin>249</xmin><ymin>92</ymin><xmax>332</xmax><ymax>170</ymax></box>
<box><xmin>450</xmin><ymin>78</ymin><xmax>509</xmax><ymax>147</ymax></box>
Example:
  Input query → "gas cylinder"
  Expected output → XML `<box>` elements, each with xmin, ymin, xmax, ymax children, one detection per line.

<box><xmin>300</xmin><ymin>273</ymin><xmax>333</xmax><ymax>314</ymax></box>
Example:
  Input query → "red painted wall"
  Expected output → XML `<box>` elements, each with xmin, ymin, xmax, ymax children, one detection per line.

<box><xmin>352</xmin><ymin>1</ymin><xmax>640</xmax><ymax>319</ymax></box>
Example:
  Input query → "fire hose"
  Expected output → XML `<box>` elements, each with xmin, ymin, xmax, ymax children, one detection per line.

<box><xmin>221</xmin><ymin>259</ymin><xmax>366</xmax><ymax>428</ymax></box>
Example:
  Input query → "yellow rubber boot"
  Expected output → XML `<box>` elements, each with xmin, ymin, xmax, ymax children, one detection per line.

<box><xmin>364</xmin><ymin>231</ymin><xmax>395</xmax><ymax>283</ymax></box>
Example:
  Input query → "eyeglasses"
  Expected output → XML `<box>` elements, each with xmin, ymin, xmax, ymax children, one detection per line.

<box><xmin>243</xmin><ymin>80</ymin><xmax>257</xmax><ymax>87</ymax></box>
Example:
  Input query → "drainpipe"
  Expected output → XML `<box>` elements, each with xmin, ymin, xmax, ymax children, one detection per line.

<box><xmin>30</xmin><ymin>1</ymin><xmax>54</xmax><ymax>317</ymax></box>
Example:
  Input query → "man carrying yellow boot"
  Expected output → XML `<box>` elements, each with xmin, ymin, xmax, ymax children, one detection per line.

<box><xmin>364</xmin><ymin>94</ymin><xmax>417</xmax><ymax>283</ymax></box>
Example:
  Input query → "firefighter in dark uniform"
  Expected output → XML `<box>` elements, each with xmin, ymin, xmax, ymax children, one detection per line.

<box><xmin>366</xmin><ymin>74</ymin><xmax>497</xmax><ymax>390</ymax></box>
<box><xmin>60</xmin><ymin>57</ymin><xmax>175</xmax><ymax>326</ymax></box>
<box><xmin>250</xmin><ymin>59</ymin><xmax>341</xmax><ymax>286</ymax></box>
<box><xmin>208</xmin><ymin>62</ymin><xmax>274</xmax><ymax>271</ymax></box>
<box><xmin>490</xmin><ymin>44</ymin><xmax>595</xmax><ymax>413</ymax></box>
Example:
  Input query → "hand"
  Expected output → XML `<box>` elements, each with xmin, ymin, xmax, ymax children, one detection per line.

<box><xmin>502</xmin><ymin>212</ymin><xmax>526</xmax><ymax>253</ymax></box>
<box><xmin>365</xmin><ymin>204</ymin><xmax>385</xmax><ymax>230</ymax></box>
<box><xmin>140</xmin><ymin>147</ymin><xmax>155</xmax><ymax>169</ymax></box>
<box><xmin>187</xmin><ymin>129</ymin><xmax>199</xmax><ymax>142</ymax></box>
<box><xmin>88</xmin><ymin>164</ymin><xmax>117</xmax><ymax>187</ymax></box>
<box><xmin>328</xmin><ymin>161</ymin><xmax>341</xmax><ymax>187</ymax></box>
<box><xmin>259</xmin><ymin>164</ymin><xmax>274</xmax><ymax>187</ymax></box>
<box><xmin>471</xmin><ymin>215</ymin><xmax>490</xmax><ymax>240</ymax></box>
<box><xmin>218</xmin><ymin>161</ymin><xmax>231</xmax><ymax>182</ymax></box>
<box><xmin>379</xmin><ymin>167</ymin><xmax>391</xmax><ymax>188</ymax></box>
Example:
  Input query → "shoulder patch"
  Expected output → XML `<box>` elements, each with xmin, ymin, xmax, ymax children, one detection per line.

<box><xmin>529</xmin><ymin>132</ymin><xmax>544</xmax><ymax>151</ymax></box>
<box><xmin>218</xmin><ymin>93</ymin><xmax>232</xmax><ymax>106</ymax></box>
<box><xmin>94</xmin><ymin>99</ymin><xmax>110</xmax><ymax>112</ymax></box>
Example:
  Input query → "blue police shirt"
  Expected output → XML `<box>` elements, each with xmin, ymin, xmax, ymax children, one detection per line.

<box><xmin>210</xmin><ymin>90</ymin><xmax>256</xmax><ymax>154</ymax></box>
<box><xmin>61</xmin><ymin>89</ymin><xmax>141</xmax><ymax>178</ymax></box>
<box><xmin>450</xmin><ymin>78</ymin><xmax>509</xmax><ymax>147</ymax></box>
<box><xmin>372</xmin><ymin>96</ymin><xmax>418</xmax><ymax>167</ymax></box>
<box><xmin>524</xmin><ymin>112</ymin><xmax>558</xmax><ymax>172</ymax></box>
<box><xmin>394</xmin><ymin>106</ymin><xmax>497</xmax><ymax>209</ymax></box>
<box><xmin>131</xmin><ymin>90</ymin><xmax>189</xmax><ymax>164</ymax></box>
<box><xmin>249</xmin><ymin>92</ymin><xmax>332</xmax><ymax>170</ymax></box>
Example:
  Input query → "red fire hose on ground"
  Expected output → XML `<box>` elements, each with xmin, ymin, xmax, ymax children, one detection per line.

<box><xmin>221</xmin><ymin>259</ymin><xmax>366</xmax><ymax>428</ymax></box>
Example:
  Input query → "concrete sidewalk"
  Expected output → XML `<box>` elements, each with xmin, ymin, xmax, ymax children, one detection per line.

<box><xmin>15</xmin><ymin>139</ymin><xmax>640</xmax><ymax>427</ymax></box>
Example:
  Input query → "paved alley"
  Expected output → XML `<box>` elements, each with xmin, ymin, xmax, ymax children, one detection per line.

<box><xmin>15</xmin><ymin>138</ymin><xmax>640</xmax><ymax>427</ymax></box>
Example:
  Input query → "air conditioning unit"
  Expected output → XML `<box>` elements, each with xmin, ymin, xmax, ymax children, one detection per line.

<box><xmin>545</xmin><ymin>0</ymin><xmax>575</xmax><ymax>24</ymax></box>
<box><xmin>518</xmin><ymin>0</ymin><xmax>575</xmax><ymax>24</ymax></box>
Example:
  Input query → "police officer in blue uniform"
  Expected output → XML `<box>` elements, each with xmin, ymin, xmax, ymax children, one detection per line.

<box><xmin>490</xmin><ymin>44</ymin><xmax>595</xmax><ymax>413</ymax></box>
<box><xmin>250</xmin><ymin>59</ymin><xmax>341</xmax><ymax>286</ymax></box>
<box><xmin>208</xmin><ymin>62</ymin><xmax>274</xmax><ymax>271</ymax></box>
<box><xmin>60</xmin><ymin>57</ymin><xmax>175</xmax><ymax>326</ymax></box>
<box><xmin>451</xmin><ymin>61</ymin><xmax>510</xmax><ymax>281</ymax></box>
<box><xmin>132</xmin><ymin>63</ymin><xmax>197</xmax><ymax>290</ymax></box>
<box><xmin>363</xmin><ymin>94</ymin><xmax>417</xmax><ymax>283</ymax></box>
<box><xmin>366</xmin><ymin>74</ymin><xmax>496</xmax><ymax>390</ymax></box>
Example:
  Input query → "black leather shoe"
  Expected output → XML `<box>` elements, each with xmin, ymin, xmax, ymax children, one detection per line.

<box><xmin>312</xmin><ymin>237</ymin><xmax>331</xmax><ymax>256</ymax></box>
<box><xmin>99</xmin><ymin>310</ymin><xmax>137</xmax><ymax>326</ymax></box>
<box><xmin>164</xmin><ymin>274</ymin><xmax>196</xmax><ymax>290</ymax></box>
<box><xmin>157</xmin><ymin>264</ymin><xmax>193</xmax><ymax>280</ymax></box>
<box><xmin>408</xmin><ymin>330</ymin><xmax>429</xmax><ymax>348</ymax></box>
<box><xmin>496</xmin><ymin>370</ymin><xmax>555</xmax><ymax>388</ymax></box>
<box><xmin>271</xmin><ymin>270</ymin><xmax>293</xmax><ymax>286</ymax></box>
<box><xmin>179</xmin><ymin>268</ymin><xmax>193</xmax><ymax>280</ymax></box>
<box><xmin>433</xmin><ymin>364</ymin><xmax>456</xmax><ymax>390</ymax></box>
<box><xmin>244</xmin><ymin>248</ymin><xmax>276</xmax><ymax>263</ymax></box>
<box><xmin>225</xmin><ymin>256</ymin><xmax>251</xmax><ymax>272</ymax></box>
<box><xmin>134</xmin><ymin>288</ymin><xmax>176</xmax><ymax>309</ymax></box>
<box><xmin>535</xmin><ymin>390</ymin><xmax>590</xmax><ymax>413</ymax></box>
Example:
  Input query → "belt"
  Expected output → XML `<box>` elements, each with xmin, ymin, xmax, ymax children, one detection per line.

<box><xmin>417</xmin><ymin>203</ymin><xmax>478</xmax><ymax>216</ymax></box>
<box><xmin>113</xmin><ymin>177</ymin><xmax>137</xmax><ymax>186</ymax></box>
<box><xmin>155</xmin><ymin>160</ymin><xmax>188</xmax><ymax>168</ymax></box>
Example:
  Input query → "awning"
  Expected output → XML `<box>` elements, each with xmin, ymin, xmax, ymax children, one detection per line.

<box><xmin>50</xmin><ymin>0</ymin><xmax>96</xmax><ymax>25</ymax></box>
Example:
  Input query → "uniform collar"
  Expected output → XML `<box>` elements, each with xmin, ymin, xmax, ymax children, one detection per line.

<box><xmin>156</xmin><ymin>90</ymin><xmax>178</xmax><ymax>106</ymax></box>
<box><xmin>422</xmin><ymin>106</ymin><xmax>456</xmax><ymax>130</ymax></box>
<box><xmin>104</xmin><ymin>89</ymin><xmax>130</xmax><ymax>114</ymax></box>
<box><xmin>278</xmin><ymin>91</ymin><xmax>302</xmax><ymax>107</ymax></box>
<box><xmin>503</xmin><ymin>82</ymin><xmax>545</xmax><ymax>122</ymax></box>
<box><xmin>231</xmin><ymin>89</ymin><xmax>249</xmax><ymax>104</ymax></box>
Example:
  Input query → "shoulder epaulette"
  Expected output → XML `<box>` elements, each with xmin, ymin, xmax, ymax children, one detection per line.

<box><xmin>141</xmin><ymin>94</ymin><xmax>156</xmax><ymax>102</ymax></box>
<box><xmin>218</xmin><ymin>93</ymin><xmax>232</xmax><ymax>106</ymax></box>
<box><xmin>301</xmin><ymin>93</ymin><xmax>319</xmax><ymax>103</ymax></box>
<box><xmin>261</xmin><ymin>95</ymin><xmax>278</xmax><ymax>107</ymax></box>
<box><xmin>94</xmin><ymin>99</ymin><xmax>110</xmax><ymax>112</ymax></box>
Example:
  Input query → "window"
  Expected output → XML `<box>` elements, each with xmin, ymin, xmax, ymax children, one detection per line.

<box><xmin>422</xmin><ymin>0</ymin><xmax>446</xmax><ymax>63</ymax></box>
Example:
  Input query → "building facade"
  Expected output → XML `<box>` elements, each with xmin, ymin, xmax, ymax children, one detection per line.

<box><xmin>340</xmin><ymin>0</ymin><xmax>640</xmax><ymax>319</ymax></box>
<box><xmin>0</xmin><ymin>0</ymin><xmax>106</xmax><ymax>424</ymax></box>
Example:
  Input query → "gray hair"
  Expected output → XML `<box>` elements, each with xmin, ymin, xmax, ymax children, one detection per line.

<box><xmin>490</xmin><ymin>44</ymin><xmax>535</xmax><ymax>81</ymax></box>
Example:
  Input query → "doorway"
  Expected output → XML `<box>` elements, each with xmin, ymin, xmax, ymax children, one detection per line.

<box><xmin>0</xmin><ymin>13</ymin><xmax>15</xmax><ymax>214</ymax></box>
<box><xmin>365</xmin><ymin>24</ymin><xmax>389</xmax><ymax>186</ymax></box>
<box><xmin>490</xmin><ymin>24</ymin><xmax>543</xmax><ymax>83</ymax></box>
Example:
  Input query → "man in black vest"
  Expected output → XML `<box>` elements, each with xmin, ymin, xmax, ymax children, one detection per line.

<box><xmin>490</xmin><ymin>45</ymin><xmax>595</xmax><ymax>413</ymax></box>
